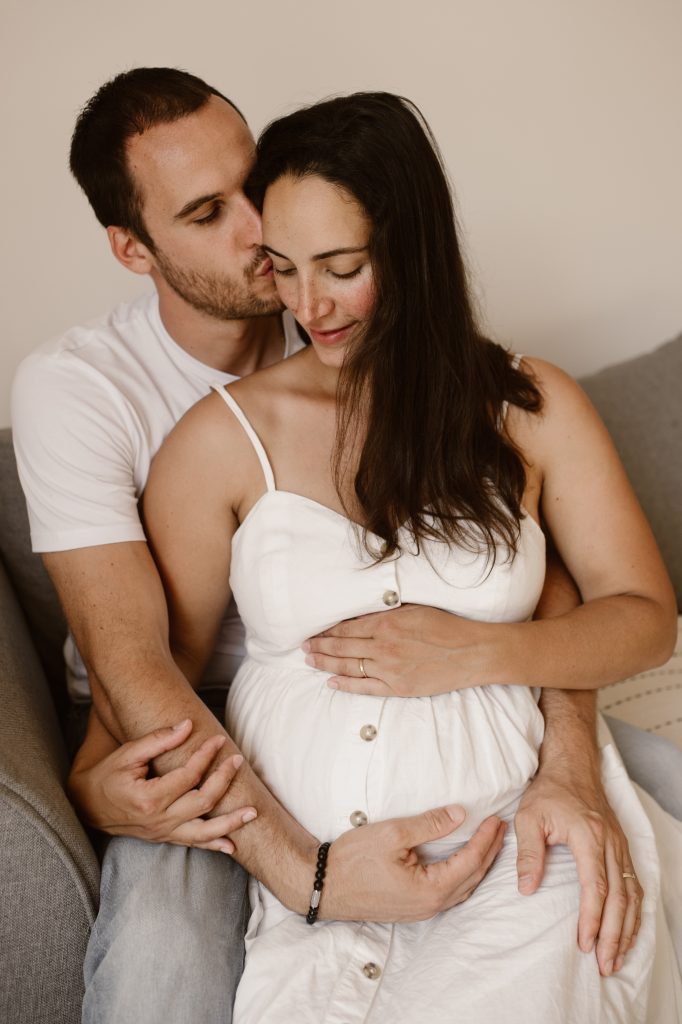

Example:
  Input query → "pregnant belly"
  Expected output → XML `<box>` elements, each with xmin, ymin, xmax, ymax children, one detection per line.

<box><xmin>227</xmin><ymin>662</ymin><xmax>544</xmax><ymax>845</ymax></box>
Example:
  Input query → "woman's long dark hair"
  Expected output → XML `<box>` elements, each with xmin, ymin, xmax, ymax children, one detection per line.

<box><xmin>249</xmin><ymin>93</ymin><xmax>542</xmax><ymax>562</ymax></box>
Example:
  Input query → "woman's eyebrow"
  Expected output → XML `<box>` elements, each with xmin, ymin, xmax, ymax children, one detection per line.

<box><xmin>262</xmin><ymin>244</ymin><xmax>368</xmax><ymax>261</ymax></box>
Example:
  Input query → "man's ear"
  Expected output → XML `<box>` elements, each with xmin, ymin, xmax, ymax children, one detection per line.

<box><xmin>107</xmin><ymin>226</ymin><xmax>155</xmax><ymax>275</ymax></box>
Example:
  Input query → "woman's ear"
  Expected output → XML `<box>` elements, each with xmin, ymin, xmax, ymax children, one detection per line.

<box><xmin>107</xmin><ymin>226</ymin><xmax>155</xmax><ymax>276</ymax></box>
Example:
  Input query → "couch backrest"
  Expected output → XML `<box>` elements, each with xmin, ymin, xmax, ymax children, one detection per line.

<box><xmin>579</xmin><ymin>332</ymin><xmax>682</xmax><ymax>609</ymax></box>
<box><xmin>0</xmin><ymin>427</ymin><xmax>67</xmax><ymax>715</ymax></box>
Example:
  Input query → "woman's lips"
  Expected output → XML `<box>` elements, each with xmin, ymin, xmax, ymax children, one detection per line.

<box><xmin>308</xmin><ymin>324</ymin><xmax>355</xmax><ymax>345</ymax></box>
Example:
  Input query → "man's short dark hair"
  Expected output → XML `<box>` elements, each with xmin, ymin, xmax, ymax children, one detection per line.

<box><xmin>69</xmin><ymin>67</ymin><xmax>244</xmax><ymax>250</ymax></box>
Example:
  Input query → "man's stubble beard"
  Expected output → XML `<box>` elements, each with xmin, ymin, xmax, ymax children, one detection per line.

<box><xmin>154</xmin><ymin>247</ymin><xmax>283</xmax><ymax>321</ymax></box>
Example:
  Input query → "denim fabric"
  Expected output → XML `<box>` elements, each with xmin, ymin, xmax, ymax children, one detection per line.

<box><xmin>604</xmin><ymin>715</ymin><xmax>682</xmax><ymax>821</ymax></box>
<box><xmin>83</xmin><ymin>836</ymin><xmax>248</xmax><ymax>1024</ymax></box>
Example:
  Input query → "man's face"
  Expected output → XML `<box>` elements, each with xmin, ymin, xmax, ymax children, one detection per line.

<box><xmin>126</xmin><ymin>96</ymin><xmax>281</xmax><ymax>320</ymax></box>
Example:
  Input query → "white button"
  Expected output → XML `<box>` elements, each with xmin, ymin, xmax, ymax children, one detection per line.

<box><xmin>360</xmin><ymin>724</ymin><xmax>377</xmax><ymax>742</ymax></box>
<box><xmin>382</xmin><ymin>590</ymin><xmax>399</xmax><ymax>607</ymax></box>
<box><xmin>362</xmin><ymin>962</ymin><xmax>382</xmax><ymax>980</ymax></box>
<box><xmin>350</xmin><ymin>810</ymin><xmax>368</xmax><ymax>827</ymax></box>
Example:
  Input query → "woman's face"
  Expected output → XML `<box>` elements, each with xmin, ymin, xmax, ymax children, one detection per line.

<box><xmin>261</xmin><ymin>174</ymin><xmax>376</xmax><ymax>367</ymax></box>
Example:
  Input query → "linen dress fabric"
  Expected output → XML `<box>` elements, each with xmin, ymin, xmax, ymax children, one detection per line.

<box><xmin>215</xmin><ymin>387</ymin><xmax>682</xmax><ymax>1023</ymax></box>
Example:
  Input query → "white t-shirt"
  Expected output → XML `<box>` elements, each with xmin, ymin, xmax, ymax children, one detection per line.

<box><xmin>11</xmin><ymin>291</ymin><xmax>304</xmax><ymax>700</ymax></box>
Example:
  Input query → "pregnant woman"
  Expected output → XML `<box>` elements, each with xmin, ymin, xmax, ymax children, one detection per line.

<box><xmin>143</xmin><ymin>93</ymin><xmax>681</xmax><ymax>1021</ymax></box>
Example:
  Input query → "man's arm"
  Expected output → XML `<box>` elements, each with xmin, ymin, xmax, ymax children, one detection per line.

<box><xmin>44</xmin><ymin>540</ymin><xmax>318</xmax><ymax>910</ymax></box>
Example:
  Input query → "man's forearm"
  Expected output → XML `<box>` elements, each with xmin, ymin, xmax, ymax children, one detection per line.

<box><xmin>90</xmin><ymin>650</ymin><xmax>319</xmax><ymax>911</ymax></box>
<box><xmin>533</xmin><ymin>544</ymin><xmax>600</xmax><ymax>779</ymax></box>
<box><xmin>537</xmin><ymin>688</ymin><xmax>600</xmax><ymax>781</ymax></box>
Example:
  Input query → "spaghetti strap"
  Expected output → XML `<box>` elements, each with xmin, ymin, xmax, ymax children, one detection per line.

<box><xmin>211</xmin><ymin>385</ymin><xmax>276</xmax><ymax>492</ymax></box>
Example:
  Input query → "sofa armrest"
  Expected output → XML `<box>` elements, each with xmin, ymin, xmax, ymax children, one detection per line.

<box><xmin>0</xmin><ymin>557</ymin><xmax>100</xmax><ymax>1024</ymax></box>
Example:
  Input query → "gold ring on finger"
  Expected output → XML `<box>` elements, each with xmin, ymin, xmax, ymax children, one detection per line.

<box><xmin>359</xmin><ymin>658</ymin><xmax>368</xmax><ymax>678</ymax></box>
<box><xmin>622</xmin><ymin>871</ymin><xmax>637</xmax><ymax>880</ymax></box>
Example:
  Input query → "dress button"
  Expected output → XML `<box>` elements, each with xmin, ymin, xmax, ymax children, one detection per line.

<box><xmin>362</xmin><ymin>962</ymin><xmax>382</xmax><ymax>980</ymax></box>
<box><xmin>350</xmin><ymin>810</ymin><xmax>368</xmax><ymax>828</ymax></box>
<box><xmin>359</xmin><ymin>724</ymin><xmax>377</xmax><ymax>742</ymax></box>
<box><xmin>382</xmin><ymin>590</ymin><xmax>399</xmax><ymax>607</ymax></box>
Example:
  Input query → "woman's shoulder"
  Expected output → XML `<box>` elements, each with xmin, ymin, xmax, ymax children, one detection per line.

<box><xmin>518</xmin><ymin>355</ymin><xmax>596</xmax><ymax>419</ymax></box>
<box><xmin>506</xmin><ymin>354</ymin><xmax>606</xmax><ymax>456</ymax></box>
<box><xmin>223</xmin><ymin>346</ymin><xmax>318</xmax><ymax>427</ymax></box>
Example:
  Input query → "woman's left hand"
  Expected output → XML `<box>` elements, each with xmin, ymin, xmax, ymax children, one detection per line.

<box><xmin>303</xmin><ymin>604</ymin><xmax>493</xmax><ymax>695</ymax></box>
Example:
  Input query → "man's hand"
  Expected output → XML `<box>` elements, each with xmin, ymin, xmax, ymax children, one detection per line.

<box><xmin>321</xmin><ymin>807</ymin><xmax>507</xmax><ymax>922</ymax></box>
<box><xmin>514</xmin><ymin>766</ymin><xmax>643</xmax><ymax>978</ymax></box>
<box><xmin>67</xmin><ymin>718</ymin><xmax>257</xmax><ymax>852</ymax></box>
<box><xmin>304</xmin><ymin>604</ymin><xmax>487</xmax><ymax>695</ymax></box>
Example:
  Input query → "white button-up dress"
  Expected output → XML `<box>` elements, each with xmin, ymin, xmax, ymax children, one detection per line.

<box><xmin>215</xmin><ymin>387</ymin><xmax>681</xmax><ymax>1024</ymax></box>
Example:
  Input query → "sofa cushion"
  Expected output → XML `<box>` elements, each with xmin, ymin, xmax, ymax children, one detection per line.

<box><xmin>599</xmin><ymin>616</ymin><xmax>682</xmax><ymax>750</ymax></box>
<box><xmin>579</xmin><ymin>332</ymin><xmax>682</xmax><ymax>609</ymax></box>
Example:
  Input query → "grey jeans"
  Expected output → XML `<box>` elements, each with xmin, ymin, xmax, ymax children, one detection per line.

<box><xmin>82</xmin><ymin>836</ymin><xmax>249</xmax><ymax>1024</ymax></box>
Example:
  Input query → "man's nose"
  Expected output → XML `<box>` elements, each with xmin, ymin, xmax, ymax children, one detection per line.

<box><xmin>238</xmin><ymin>194</ymin><xmax>263</xmax><ymax>244</ymax></box>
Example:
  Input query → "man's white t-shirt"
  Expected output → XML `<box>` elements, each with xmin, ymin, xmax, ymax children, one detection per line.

<box><xmin>11</xmin><ymin>291</ymin><xmax>304</xmax><ymax>700</ymax></box>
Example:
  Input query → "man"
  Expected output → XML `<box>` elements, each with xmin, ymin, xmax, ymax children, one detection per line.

<box><xmin>11</xmin><ymin>68</ymin><xmax>645</xmax><ymax>1023</ymax></box>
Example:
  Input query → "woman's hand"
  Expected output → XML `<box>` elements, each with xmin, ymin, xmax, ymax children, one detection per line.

<box><xmin>303</xmin><ymin>604</ymin><xmax>490</xmax><ymax>695</ymax></box>
<box><xmin>67</xmin><ymin>718</ymin><xmax>257</xmax><ymax>853</ymax></box>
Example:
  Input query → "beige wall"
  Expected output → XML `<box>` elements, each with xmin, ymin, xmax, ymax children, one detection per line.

<box><xmin>2</xmin><ymin>0</ymin><xmax>681</xmax><ymax>426</ymax></box>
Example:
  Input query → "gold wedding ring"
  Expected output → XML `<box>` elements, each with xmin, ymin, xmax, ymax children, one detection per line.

<box><xmin>622</xmin><ymin>871</ymin><xmax>637</xmax><ymax>880</ymax></box>
<box><xmin>359</xmin><ymin>658</ymin><xmax>368</xmax><ymax>679</ymax></box>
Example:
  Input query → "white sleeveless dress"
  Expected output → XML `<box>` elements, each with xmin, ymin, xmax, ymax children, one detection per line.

<box><xmin>214</xmin><ymin>386</ymin><xmax>682</xmax><ymax>1024</ymax></box>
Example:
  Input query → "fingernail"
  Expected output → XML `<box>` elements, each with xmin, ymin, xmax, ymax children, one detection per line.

<box><xmin>304</xmin><ymin>655</ymin><xmax>315</xmax><ymax>667</ymax></box>
<box><xmin>603</xmin><ymin>959</ymin><xmax>614</xmax><ymax>976</ymax></box>
<box><xmin>231</xmin><ymin>754</ymin><xmax>243</xmax><ymax>768</ymax></box>
<box><xmin>242</xmin><ymin>809</ymin><xmax>257</xmax><ymax>823</ymax></box>
<box><xmin>518</xmin><ymin>875</ymin><xmax>533</xmax><ymax>894</ymax></box>
<box><xmin>327</xmin><ymin>679</ymin><xmax>339</xmax><ymax>690</ymax></box>
<box><xmin>614</xmin><ymin>955</ymin><xmax>624</xmax><ymax>972</ymax></box>
<box><xmin>220</xmin><ymin>842</ymin><xmax>235</xmax><ymax>855</ymax></box>
<box><xmin>172</xmin><ymin>719</ymin><xmax>191</xmax><ymax>730</ymax></box>
<box><xmin>445</xmin><ymin>804</ymin><xmax>466</xmax><ymax>823</ymax></box>
<box><xmin>301</xmin><ymin>641</ymin><xmax>311</xmax><ymax>653</ymax></box>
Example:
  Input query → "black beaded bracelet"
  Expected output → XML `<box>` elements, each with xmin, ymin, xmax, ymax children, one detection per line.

<box><xmin>306</xmin><ymin>841</ymin><xmax>331</xmax><ymax>924</ymax></box>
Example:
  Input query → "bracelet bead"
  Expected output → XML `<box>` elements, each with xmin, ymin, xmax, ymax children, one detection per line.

<box><xmin>306</xmin><ymin>842</ymin><xmax>331</xmax><ymax>925</ymax></box>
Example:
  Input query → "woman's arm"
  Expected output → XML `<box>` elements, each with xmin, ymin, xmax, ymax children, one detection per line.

<box><xmin>499</xmin><ymin>356</ymin><xmax>676</xmax><ymax>686</ymax></box>
<box><xmin>306</xmin><ymin>359</ymin><xmax>676</xmax><ymax>693</ymax></box>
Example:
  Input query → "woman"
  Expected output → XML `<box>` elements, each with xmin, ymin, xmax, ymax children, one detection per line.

<box><xmin>143</xmin><ymin>93</ymin><xmax>681</xmax><ymax>1021</ymax></box>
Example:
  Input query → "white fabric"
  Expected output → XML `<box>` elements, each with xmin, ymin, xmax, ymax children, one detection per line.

<box><xmin>11</xmin><ymin>292</ymin><xmax>304</xmax><ymax>699</ymax></box>
<box><xmin>222</xmin><ymin>393</ymin><xmax>682</xmax><ymax>1024</ymax></box>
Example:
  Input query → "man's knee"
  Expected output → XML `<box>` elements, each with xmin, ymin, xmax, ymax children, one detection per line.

<box><xmin>83</xmin><ymin>838</ymin><xmax>249</xmax><ymax>1023</ymax></box>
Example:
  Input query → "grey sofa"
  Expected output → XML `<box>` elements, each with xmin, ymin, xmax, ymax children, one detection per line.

<box><xmin>1</xmin><ymin>334</ymin><xmax>681</xmax><ymax>1024</ymax></box>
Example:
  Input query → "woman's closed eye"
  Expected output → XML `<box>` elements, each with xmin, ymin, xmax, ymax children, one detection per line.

<box><xmin>330</xmin><ymin>266</ymin><xmax>363</xmax><ymax>280</ymax></box>
<box><xmin>272</xmin><ymin>264</ymin><xmax>364</xmax><ymax>280</ymax></box>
